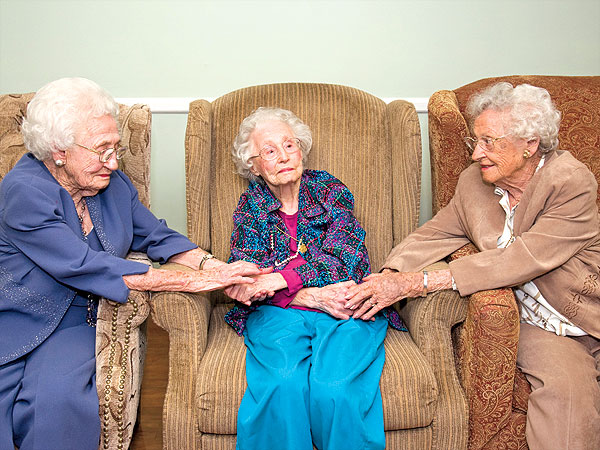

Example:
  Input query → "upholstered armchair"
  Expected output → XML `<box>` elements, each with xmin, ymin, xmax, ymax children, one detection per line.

<box><xmin>0</xmin><ymin>93</ymin><xmax>153</xmax><ymax>450</ymax></box>
<box><xmin>151</xmin><ymin>82</ymin><xmax>469</xmax><ymax>449</ymax></box>
<box><xmin>428</xmin><ymin>75</ymin><xmax>600</xmax><ymax>449</ymax></box>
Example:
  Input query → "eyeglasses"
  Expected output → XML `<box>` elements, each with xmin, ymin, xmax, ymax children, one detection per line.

<box><xmin>75</xmin><ymin>143</ymin><xmax>128</xmax><ymax>163</ymax></box>
<box><xmin>463</xmin><ymin>135</ymin><xmax>506</xmax><ymax>153</ymax></box>
<box><xmin>249</xmin><ymin>137</ymin><xmax>301</xmax><ymax>161</ymax></box>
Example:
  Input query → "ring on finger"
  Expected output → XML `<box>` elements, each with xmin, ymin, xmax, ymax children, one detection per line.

<box><xmin>369</xmin><ymin>299</ymin><xmax>377</xmax><ymax>307</ymax></box>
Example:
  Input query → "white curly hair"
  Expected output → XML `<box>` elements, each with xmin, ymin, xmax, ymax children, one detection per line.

<box><xmin>21</xmin><ymin>77</ymin><xmax>119</xmax><ymax>161</ymax></box>
<box><xmin>466</xmin><ymin>82</ymin><xmax>561</xmax><ymax>154</ymax></box>
<box><xmin>232</xmin><ymin>107</ymin><xmax>312</xmax><ymax>182</ymax></box>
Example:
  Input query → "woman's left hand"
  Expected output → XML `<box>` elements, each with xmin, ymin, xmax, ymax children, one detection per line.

<box><xmin>292</xmin><ymin>280</ymin><xmax>357</xmax><ymax>319</ymax></box>
<box><xmin>345</xmin><ymin>272</ymin><xmax>422</xmax><ymax>321</ymax></box>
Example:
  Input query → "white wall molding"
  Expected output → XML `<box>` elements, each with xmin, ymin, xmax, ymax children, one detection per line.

<box><xmin>117</xmin><ymin>97</ymin><xmax>429</xmax><ymax>114</ymax></box>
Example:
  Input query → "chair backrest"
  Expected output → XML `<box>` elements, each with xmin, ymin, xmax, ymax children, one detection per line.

<box><xmin>428</xmin><ymin>75</ymin><xmax>600</xmax><ymax>214</ymax></box>
<box><xmin>0</xmin><ymin>93</ymin><xmax>152</xmax><ymax>207</ymax></box>
<box><xmin>184</xmin><ymin>83</ymin><xmax>422</xmax><ymax>292</ymax></box>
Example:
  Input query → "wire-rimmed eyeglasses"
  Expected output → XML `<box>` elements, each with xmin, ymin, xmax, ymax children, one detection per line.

<box><xmin>463</xmin><ymin>135</ymin><xmax>506</xmax><ymax>153</ymax></box>
<box><xmin>249</xmin><ymin>138</ymin><xmax>301</xmax><ymax>161</ymax></box>
<box><xmin>75</xmin><ymin>143</ymin><xmax>128</xmax><ymax>163</ymax></box>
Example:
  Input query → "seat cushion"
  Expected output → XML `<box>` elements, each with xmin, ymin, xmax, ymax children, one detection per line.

<box><xmin>196</xmin><ymin>304</ymin><xmax>438</xmax><ymax>435</ymax></box>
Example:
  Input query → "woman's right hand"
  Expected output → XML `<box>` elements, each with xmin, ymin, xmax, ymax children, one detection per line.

<box><xmin>212</xmin><ymin>260</ymin><xmax>271</xmax><ymax>279</ymax></box>
<box><xmin>224</xmin><ymin>272</ymin><xmax>286</xmax><ymax>305</ymax></box>
<box><xmin>292</xmin><ymin>280</ymin><xmax>357</xmax><ymax>320</ymax></box>
<box><xmin>202</xmin><ymin>261</ymin><xmax>273</xmax><ymax>292</ymax></box>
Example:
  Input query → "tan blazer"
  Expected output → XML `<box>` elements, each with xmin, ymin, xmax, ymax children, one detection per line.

<box><xmin>384</xmin><ymin>150</ymin><xmax>600</xmax><ymax>338</ymax></box>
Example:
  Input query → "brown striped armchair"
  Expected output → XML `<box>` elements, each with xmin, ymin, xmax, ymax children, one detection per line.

<box><xmin>151</xmin><ymin>83</ymin><xmax>469</xmax><ymax>449</ymax></box>
<box><xmin>428</xmin><ymin>75</ymin><xmax>600</xmax><ymax>450</ymax></box>
<box><xmin>0</xmin><ymin>93</ymin><xmax>153</xmax><ymax>450</ymax></box>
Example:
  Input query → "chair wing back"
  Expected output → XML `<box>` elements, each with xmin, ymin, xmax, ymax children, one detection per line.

<box><xmin>185</xmin><ymin>83</ymin><xmax>422</xmax><ymax>283</ymax></box>
<box><xmin>0</xmin><ymin>94</ymin><xmax>34</xmax><ymax>181</ymax></box>
<box><xmin>0</xmin><ymin>93</ymin><xmax>152</xmax><ymax>208</ymax></box>
<box><xmin>429</xmin><ymin>75</ymin><xmax>600</xmax><ymax>214</ymax></box>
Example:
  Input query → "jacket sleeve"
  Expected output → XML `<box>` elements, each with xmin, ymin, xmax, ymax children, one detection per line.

<box><xmin>293</xmin><ymin>182</ymin><xmax>371</xmax><ymax>287</ymax></box>
<box><xmin>122</xmin><ymin>172</ymin><xmax>198</xmax><ymax>262</ymax></box>
<box><xmin>228</xmin><ymin>196</ymin><xmax>272</xmax><ymax>266</ymax></box>
<box><xmin>450</xmin><ymin>166</ymin><xmax>600</xmax><ymax>296</ymax></box>
<box><xmin>1</xmin><ymin>180</ymin><xmax>149</xmax><ymax>302</ymax></box>
<box><xmin>382</xmin><ymin>194</ymin><xmax>471</xmax><ymax>272</ymax></box>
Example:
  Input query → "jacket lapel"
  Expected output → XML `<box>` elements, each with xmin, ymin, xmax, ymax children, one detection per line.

<box><xmin>86</xmin><ymin>195</ymin><xmax>118</xmax><ymax>256</ymax></box>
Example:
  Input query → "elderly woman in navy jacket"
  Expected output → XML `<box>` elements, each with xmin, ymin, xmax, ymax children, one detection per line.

<box><xmin>0</xmin><ymin>77</ymin><xmax>266</xmax><ymax>450</ymax></box>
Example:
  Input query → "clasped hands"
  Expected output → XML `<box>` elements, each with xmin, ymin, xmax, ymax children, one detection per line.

<box><xmin>224</xmin><ymin>271</ymin><xmax>285</xmax><ymax>305</ymax></box>
<box><xmin>225</xmin><ymin>268</ymin><xmax>423</xmax><ymax>322</ymax></box>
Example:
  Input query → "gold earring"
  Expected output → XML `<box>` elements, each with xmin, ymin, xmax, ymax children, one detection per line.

<box><xmin>523</xmin><ymin>150</ymin><xmax>531</xmax><ymax>159</ymax></box>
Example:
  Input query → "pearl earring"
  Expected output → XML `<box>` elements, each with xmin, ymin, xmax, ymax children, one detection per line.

<box><xmin>55</xmin><ymin>159</ymin><xmax>65</xmax><ymax>167</ymax></box>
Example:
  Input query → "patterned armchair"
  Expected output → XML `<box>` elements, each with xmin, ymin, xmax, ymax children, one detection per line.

<box><xmin>0</xmin><ymin>93</ymin><xmax>153</xmax><ymax>450</ymax></box>
<box><xmin>151</xmin><ymin>83</ymin><xmax>469</xmax><ymax>449</ymax></box>
<box><xmin>428</xmin><ymin>75</ymin><xmax>600</xmax><ymax>449</ymax></box>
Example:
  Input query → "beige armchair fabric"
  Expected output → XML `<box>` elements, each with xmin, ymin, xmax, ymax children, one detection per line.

<box><xmin>0</xmin><ymin>93</ymin><xmax>153</xmax><ymax>450</ymax></box>
<box><xmin>152</xmin><ymin>83</ymin><xmax>468</xmax><ymax>449</ymax></box>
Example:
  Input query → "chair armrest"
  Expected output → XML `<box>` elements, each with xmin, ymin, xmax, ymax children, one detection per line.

<box><xmin>398</xmin><ymin>262</ymin><xmax>469</xmax><ymax>450</ymax></box>
<box><xmin>150</xmin><ymin>265</ymin><xmax>214</xmax><ymax>450</ymax></box>
<box><xmin>96</xmin><ymin>252</ymin><xmax>152</xmax><ymax>450</ymax></box>
<box><xmin>150</xmin><ymin>261</ymin><xmax>214</xmax><ymax>359</ymax></box>
<box><xmin>449</xmin><ymin>244</ymin><xmax>524</xmax><ymax>449</ymax></box>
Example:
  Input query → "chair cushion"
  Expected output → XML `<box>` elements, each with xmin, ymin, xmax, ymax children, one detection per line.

<box><xmin>196</xmin><ymin>304</ymin><xmax>438</xmax><ymax>435</ymax></box>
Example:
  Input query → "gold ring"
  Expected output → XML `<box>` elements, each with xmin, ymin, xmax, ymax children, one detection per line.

<box><xmin>369</xmin><ymin>299</ymin><xmax>377</xmax><ymax>307</ymax></box>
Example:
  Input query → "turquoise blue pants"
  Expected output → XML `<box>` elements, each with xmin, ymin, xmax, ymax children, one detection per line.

<box><xmin>237</xmin><ymin>305</ymin><xmax>387</xmax><ymax>450</ymax></box>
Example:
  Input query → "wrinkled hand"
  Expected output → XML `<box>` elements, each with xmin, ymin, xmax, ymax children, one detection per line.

<box><xmin>345</xmin><ymin>272</ymin><xmax>420</xmax><ymax>321</ymax></box>
<box><xmin>205</xmin><ymin>261</ymin><xmax>272</xmax><ymax>291</ymax></box>
<box><xmin>224</xmin><ymin>272</ymin><xmax>285</xmax><ymax>306</ymax></box>
<box><xmin>294</xmin><ymin>280</ymin><xmax>357</xmax><ymax>320</ymax></box>
<box><xmin>124</xmin><ymin>262</ymin><xmax>272</xmax><ymax>293</ymax></box>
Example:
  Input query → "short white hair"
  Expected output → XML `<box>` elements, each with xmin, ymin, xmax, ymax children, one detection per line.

<box><xmin>232</xmin><ymin>107</ymin><xmax>312</xmax><ymax>182</ymax></box>
<box><xmin>21</xmin><ymin>77</ymin><xmax>119</xmax><ymax>161</ymax></box>
<box><xmin>466</xmin><ymin>82</ymin><xmax>561</xmax><ymax>154</ymax></box>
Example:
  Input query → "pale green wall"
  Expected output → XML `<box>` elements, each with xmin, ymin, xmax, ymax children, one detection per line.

<box><xmin>1</xmin><ymin>0</ymin><xmax>599</xmax><ymax>235</ymax></box>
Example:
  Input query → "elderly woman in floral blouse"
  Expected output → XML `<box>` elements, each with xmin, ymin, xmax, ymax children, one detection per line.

<box><xmin>224</xmin><ymin>107</ymin><xmax>404</xmax><ymax>450</ymax></box>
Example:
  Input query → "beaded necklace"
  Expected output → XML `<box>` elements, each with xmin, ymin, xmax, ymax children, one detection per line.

<box><xmin>78</xmin><ymin>199</ymin><xmax>88</xmax><ymax>240</ymax></box>
<box><xmin>270</xmin><ymin>224</ymin><xmax>307</xmax><ymax>268</ymax></box>
<box><xmin>77</xmin><ymin>198</ymin><xmax>98</xmax><ymax>327</ymax></box>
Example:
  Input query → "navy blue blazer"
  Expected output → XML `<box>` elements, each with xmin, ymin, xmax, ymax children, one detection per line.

<box><xmin>0</xmin><ymin>154</ymin><xmax>197</xmax><ymax>364</ymax></box>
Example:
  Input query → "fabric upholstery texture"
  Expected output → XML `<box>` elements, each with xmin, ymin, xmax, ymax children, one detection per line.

<box><xmin>0</xmin><ymin>93</ymin><xmax>152</xmax><ymax>450</ymax></box>
<box><xmin>429</xmin><ymin>75</ymin><xmax>600</xmax><ymax>450</ymax></box>
<box><xmin>151</xmin><ymin>83</ymin><xmax>468</xmax><ymax>449</ymax></box>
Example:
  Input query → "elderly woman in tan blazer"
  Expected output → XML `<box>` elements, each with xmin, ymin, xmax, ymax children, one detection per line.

<box><xmin>346</xmin><ymin>82</ymin><xmax>600</xmax><ymax>450</ymax></box>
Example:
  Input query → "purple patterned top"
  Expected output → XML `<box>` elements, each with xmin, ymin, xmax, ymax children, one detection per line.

<box><xmin>225</xmin><ymin>169</ymin><xmax>406</xmax><ymax>335</ymax></box>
